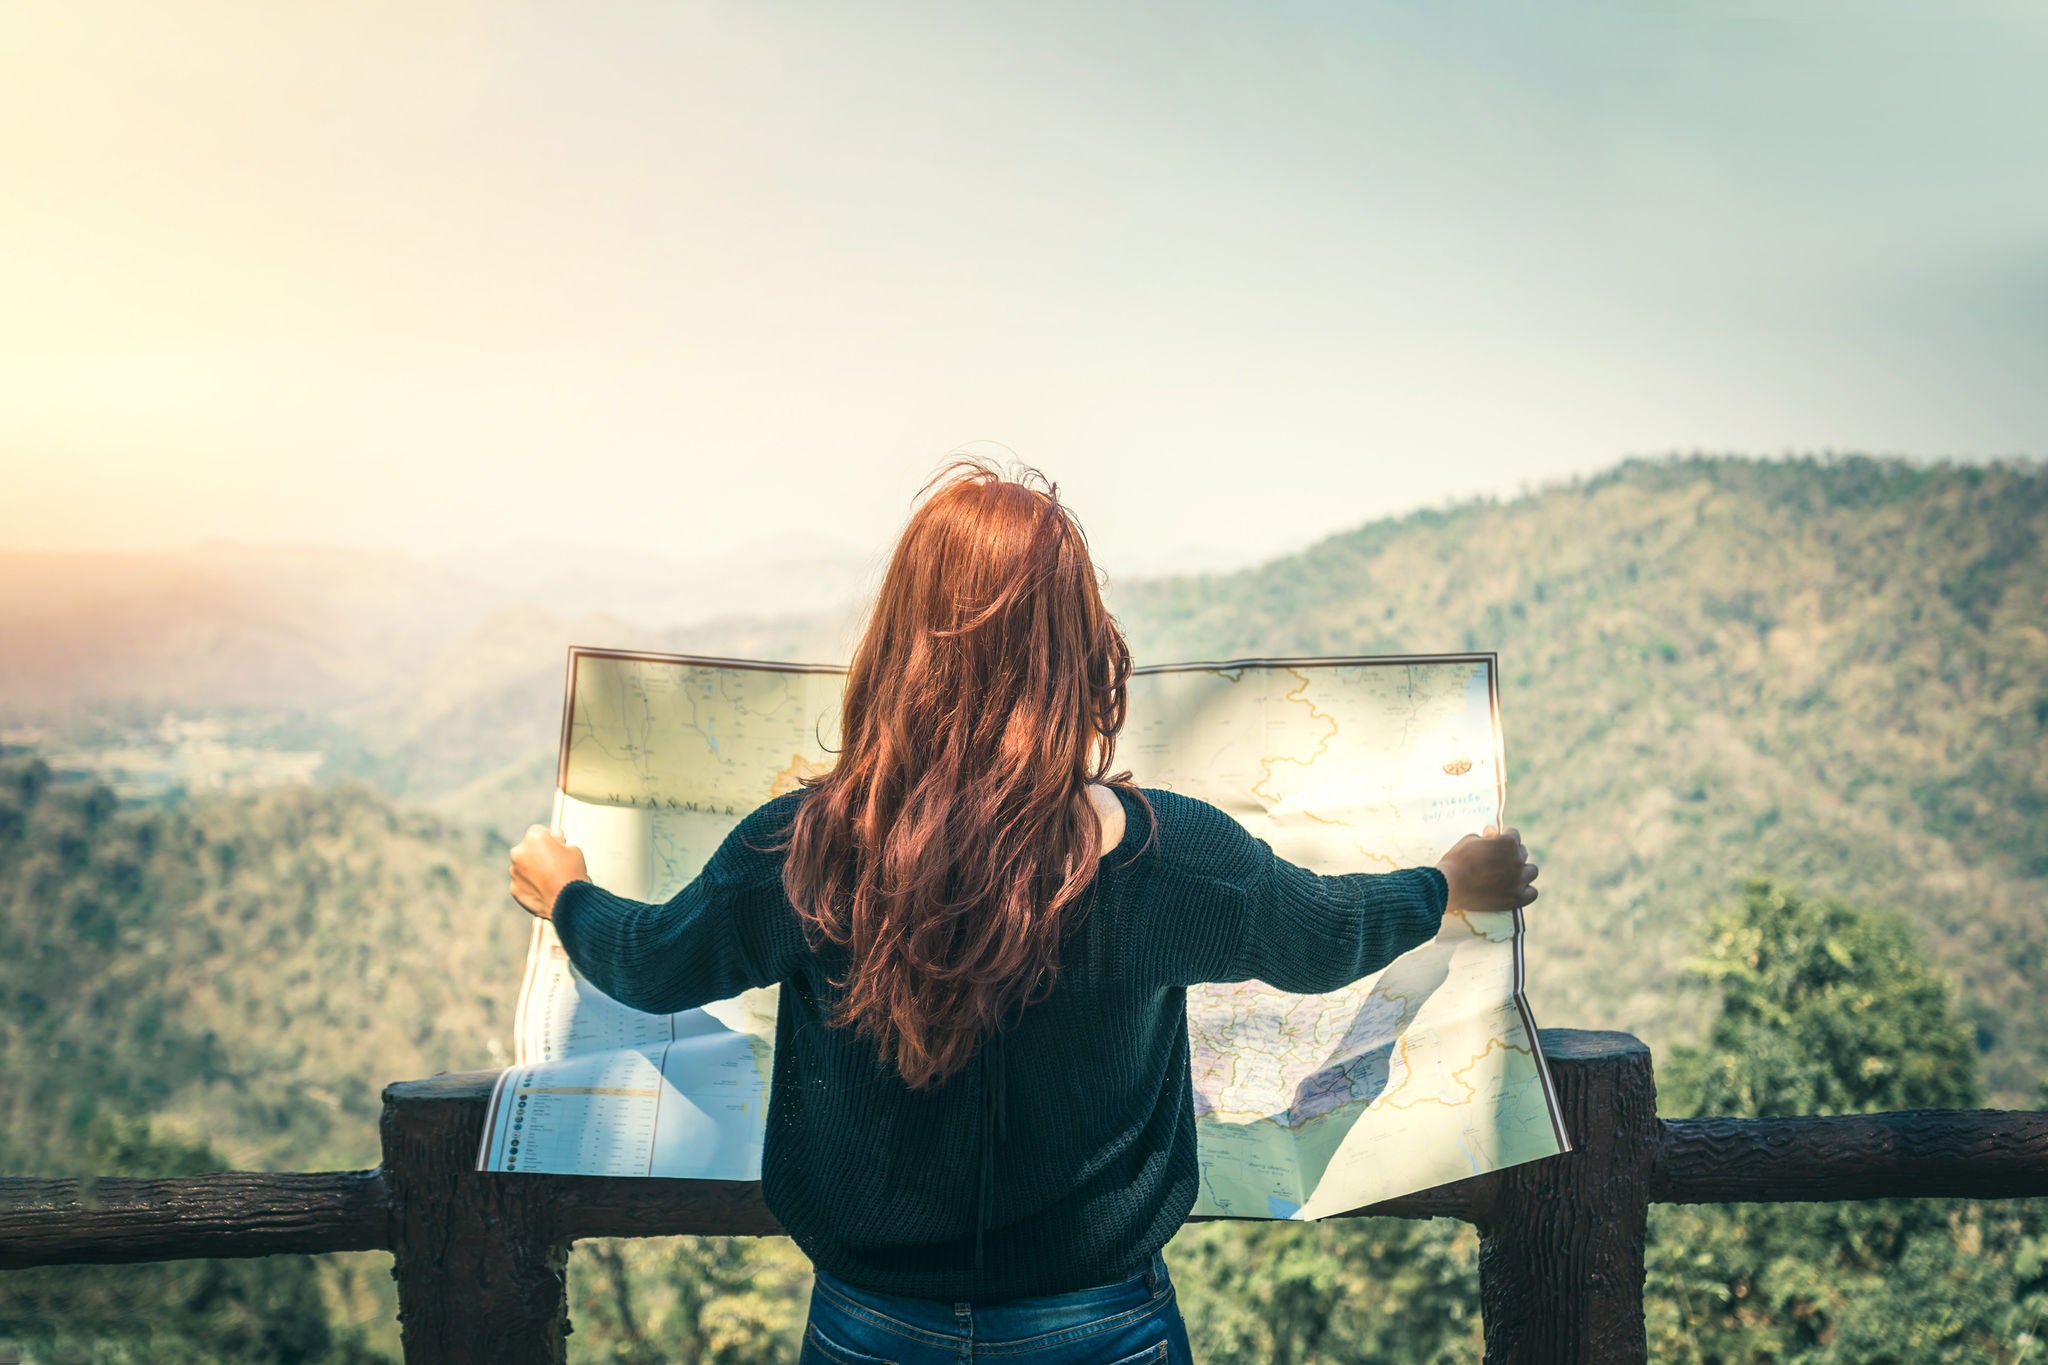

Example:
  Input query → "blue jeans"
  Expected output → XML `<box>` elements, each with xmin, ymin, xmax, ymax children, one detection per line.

<box><xmin>799</xmin><ymin>1251</ymin><xmax>1195</xmax><ymax>1364</ymax></box>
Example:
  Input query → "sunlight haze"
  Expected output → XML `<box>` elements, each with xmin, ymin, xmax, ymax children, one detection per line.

<box><xmin>3</xmin><ymin>1</ymin><xmax>2043</xmax><ymax>583</ymax></box>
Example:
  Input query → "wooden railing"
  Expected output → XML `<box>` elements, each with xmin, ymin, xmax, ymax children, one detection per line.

<box><xmin>5</xmin><ymin>1029</ymin><xmax>2046</xmax><ymax>1364</ymax></box>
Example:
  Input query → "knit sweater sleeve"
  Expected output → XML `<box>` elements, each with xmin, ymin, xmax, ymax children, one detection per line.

<box><xmin>1165</xmin><ymin>796</ymin><xmax>1450</xmax><ymax>992</ymax></box>
<box><xmin>549</xmin><ymin>794</ymin><xmax>806</xmax><ymax>1015</ymax></box>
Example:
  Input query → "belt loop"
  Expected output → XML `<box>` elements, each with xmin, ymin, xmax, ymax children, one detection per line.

<box><xmin>1143</xmin><ymin>1251</ymin><xmax>1165</xmax><ymax>1296</ymax></box>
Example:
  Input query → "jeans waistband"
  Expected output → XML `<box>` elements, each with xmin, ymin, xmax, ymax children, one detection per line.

<box><xmin>811</xmin><ymin>1250</ymin><xmax>1171</xmax><ymax>1343</ymax></box>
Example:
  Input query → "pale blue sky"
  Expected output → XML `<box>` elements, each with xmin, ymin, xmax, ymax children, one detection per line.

<box><xmin>4</xmin><ymin>1</ymin><xmax>2043</xmax><ymax>578</ymax></box>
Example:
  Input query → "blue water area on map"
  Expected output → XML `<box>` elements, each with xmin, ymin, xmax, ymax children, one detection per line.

<box><xmin>1267</xmin><ymin>1196</ymin><xmax>1302</xmax><ymax>1218</ymax></box>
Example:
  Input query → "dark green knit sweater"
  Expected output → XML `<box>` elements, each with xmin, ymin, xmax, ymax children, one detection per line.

<box><xmin>552</xmin><ymin>784</ymin><xmax>1449</xmax><ymax>1302</ymax></box>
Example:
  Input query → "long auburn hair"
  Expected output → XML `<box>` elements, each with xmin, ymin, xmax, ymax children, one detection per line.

<box><xmin>781</xmin><ymin>459</ymin><xmax>1151</xmax><ymax>1089</ymax></box>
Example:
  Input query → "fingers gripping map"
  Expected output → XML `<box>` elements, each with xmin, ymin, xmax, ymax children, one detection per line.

<box><xmin>479</xmin><ymin>648</ymin><xmax>1570</xmax><ymax>1218</ymax></box>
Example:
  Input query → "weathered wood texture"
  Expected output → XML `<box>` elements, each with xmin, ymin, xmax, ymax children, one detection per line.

<box><xmin>381</xmin><ymin>1072</ymin><xmax>570</xmax><ymax>1365</ymax></box>
<box><xmin>0</xmin><ymin>1170</ymin><xmax>388</xmax><ymax>1269</ymax></box>
<box><xmin>1656</xmin><ymin>1109</ymin><xmax>2048</xmax><ymax>1204</ymax></box>
<box><xmin>1475</xmin><ymin>1029</ymin><xmax>1654</xmax><ymax>1365</ymax></box>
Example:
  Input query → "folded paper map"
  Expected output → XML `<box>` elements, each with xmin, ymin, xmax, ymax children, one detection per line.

<box><xmin>479</xmin><ymin>648</ymin><xmax>1570</xmax><ymax>1217</ymax></box>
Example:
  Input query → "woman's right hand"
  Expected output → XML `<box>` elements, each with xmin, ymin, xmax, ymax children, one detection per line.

<box><xmin>1436</xmin><ymin>825</ymin><xmax>1538</xmax><ymax>914</ymax></box>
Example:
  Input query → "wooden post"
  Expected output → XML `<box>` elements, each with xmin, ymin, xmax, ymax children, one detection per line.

<box><xmin>381</xmin><ymin>1072</ymin><xmax>570</xmax><ymax>1365</ymax></box>
<box><xmin>1475</xmin><ymin>1029</ymin><xmax>1656</xmax><ymax>1365</ymax></box>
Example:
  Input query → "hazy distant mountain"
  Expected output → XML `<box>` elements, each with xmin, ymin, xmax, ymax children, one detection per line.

<box><xmin>0</xmin><ymin>537</ymin><xmax>868</xmax><ymax>833</ymax></box>
<box><xmin>0</xmin><ymin>535</ymin><xmax>873</xmax><ymax>722</ymax></box>
<box><xmin>0</xmin><ymin>541</ymin><xmax>508</xmax><ymax>717</ymax></box>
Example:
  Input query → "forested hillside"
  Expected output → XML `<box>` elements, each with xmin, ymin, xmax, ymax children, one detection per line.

<box><xmin>0</xmin><ymin>760</ymin><xmax>525</xmax><ymax>1175</ymax></box>
<box><xmin>3</xmin><ymin>453</ymin><xmax>2044</xmax><ymax>1361</ymax></box>
<box><xmin>0</xmin><ymin>757</ymin><xmax>528</xmax><ymax>1359</ymax></box>
<box><xmin>6</xmin><ymin>755</ymin><xmax>2038</xmax><ymax>1362</ymax></box>
<box><xmin>1112</xmin><ymin>455</ymin><xmax>2048</xmax><ymax>1102</ymax></box>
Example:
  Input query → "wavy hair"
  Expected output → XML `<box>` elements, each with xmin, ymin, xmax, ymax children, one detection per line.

<box><xmin>780</xmin><ymin>459</ymin><xmax>1151</xmax><ymax>1089</ymax></box>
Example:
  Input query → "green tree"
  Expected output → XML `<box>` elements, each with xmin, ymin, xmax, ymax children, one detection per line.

<box><xmin>1647</xmin><ymin>880</ymin><xmax>2048</xmax><ymax>1363</ymax></box>
<box><xmin>1166</xmin><ymin>1217</ymin><xmax>1482</xmax><ymax>1365</ymax></box>
<box><xmin>566</xmin><ymin>1236</ymin><xmax>811</xmax><ymax>1364</ymax></box>
<box><xmin>0</xmin><ymin>1109</ymin><xmax>384</xmax><ymax>1365</ymax></box>
<box><xmin>1663</xmin><ymin>878</ymin><xmax>1982</xmax><ymax>1118</ymax></box>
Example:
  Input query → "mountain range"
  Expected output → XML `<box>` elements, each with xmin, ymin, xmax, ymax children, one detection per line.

<box><xmin>3</xmin><ymin>453</ymin><xmax>2042</xmax><ymax>1101</ymax></box>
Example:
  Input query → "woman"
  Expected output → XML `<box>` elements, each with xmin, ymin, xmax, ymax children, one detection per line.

<box><xmin>509</xmin><ymin>461</ymin><xmax>1537</xmax><ymax>1363</ymax></box>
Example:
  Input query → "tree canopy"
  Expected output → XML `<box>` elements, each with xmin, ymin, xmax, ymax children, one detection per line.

<box><xmin>1647</xmin><ymin>880</ymin><xmax>2044</xmax><ymax>1363</ymax></box>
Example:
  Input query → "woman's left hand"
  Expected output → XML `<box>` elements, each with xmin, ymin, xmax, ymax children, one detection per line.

<box><xmin>509</xmin><ymin>825</ymin><xmax>590</xmax><ymax>920</ymax></box>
